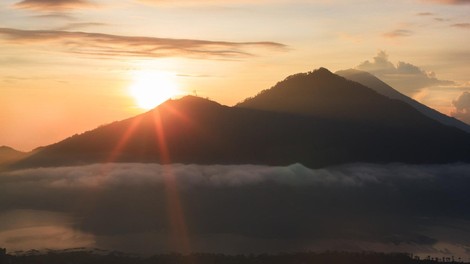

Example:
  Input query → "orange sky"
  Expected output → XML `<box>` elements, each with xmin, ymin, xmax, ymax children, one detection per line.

<box><xmin>1</xmin><ymin>0</ymin><xmax>469</xmax><ymax>151</ymax></box>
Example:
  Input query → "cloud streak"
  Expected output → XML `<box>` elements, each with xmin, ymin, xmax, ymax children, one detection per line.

<box><xmin>417</xmin><ymin>12</ymin><xmax>435</xmax><ymax>16</ymax></box>
<box><xmin>383</xmin><ymin>29</ymin><xmax>414</xmax><ymax>38</ymax></box>
<box><xmin>14</xmin><ymin>0</ymin><xmax>96</xmax><ymax>11</ymax></box>
<box><xmin>136</xmin><ymin>0</ymin><xmax>320</xmax><ymax>6</ymax></box>
<box><xmin>55</xmin><ymin>22</ymin><xmax>107</xmax><ymax>31</ymax></box>
<box><xmin>422</xmin><ymin>0</ymin><xmax>470</xmax><ymax>4</ymax></box>
<box><xmin>1</xmin><ymin>163</ymin><xmax>470</xmax><ymax>256</ymax></box>
<box><xmin>0</xmin><ymin>27</ymin><xmax>286</xmax><ymax>60</ymax></box>
<box><xmin>451</xmin><ymin>23</ymin><xmax>470</xmax><ymax>29</ymax></box>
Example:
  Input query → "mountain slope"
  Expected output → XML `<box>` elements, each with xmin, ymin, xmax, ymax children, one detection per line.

<box><xmin>0</xmin><ymin>146</ymin><xmax>27</xmax><ymax>169</ymax></box>
<box><xmin>12</xmin><ymin>92</ymin><xmax>470</xmax><ymax>169</ymax></box>
<box><xmin>336</xmin><ymin>68</ymin><xmax>470</xmax><ymax>133</ymax></box>
<box><xmin>236</xmin><ymin>68</ymin><xmax>431</xmax><ymax>126</ymax></box>
<box><xmin>14</xmin><ymin>96</ymin><xmax>339</xmax><ymax>168</ymax></box>
<box><xmin>12</xmin><ymin>68</ymin><xmax>470</xmax><ymax>169</ymax></box>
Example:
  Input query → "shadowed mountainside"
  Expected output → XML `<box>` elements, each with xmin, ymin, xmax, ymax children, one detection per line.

<box><xmin>11</xmin><ymin>68</ymin><xmax>470</xmax><ymax>169</ymax></box>
<box><xmin>0</xmin><ymin>146</ymin><xmax>27</xmax><ymax>169</ymax></box>
<box><xmin>336</xmin><ymin>68</ymin><xmax>470</xmax><ymax>133</ymax></box>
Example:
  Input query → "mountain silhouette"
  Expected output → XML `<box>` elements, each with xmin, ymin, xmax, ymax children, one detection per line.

<box><xmin>0</xmin><ymin>146</ymin><xmax>27</xmax><ymax>169</ymax></box>
<box><xmin>12</xmin><ymin>69</ymin><xmax>470</xmax><ymax>169</ymax></box>
<box><xmin>237</xmin><ymin>68</ymin><xmax>435</xmax><ymax>124</ymax></box>
<box><xmin>336</xmin><ymin>68</ymin><xmax>470</xmax><ymax>133</ymax></box>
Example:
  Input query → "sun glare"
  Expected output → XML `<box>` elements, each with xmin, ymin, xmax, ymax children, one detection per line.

<box><xmin>129</xmin><ymin>71</ymin><xmax>180</xmax><ymax>109</ymax></box>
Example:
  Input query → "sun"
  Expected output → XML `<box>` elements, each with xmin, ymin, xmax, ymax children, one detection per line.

<box><xmin>129</xmin><ymin>70</ymin><xmax>180</xmax><ymax>109</ymax></box>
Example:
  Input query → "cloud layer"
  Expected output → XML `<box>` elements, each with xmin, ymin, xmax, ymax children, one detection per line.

<box><xmin>14</xmin><ymin>0</ymin><xmax>96</xmax><ymax>11</ymax></box>
<box><xmin>383</xmin><ymin>29</ymin><xmax>414</xmax><ymax>38</ymax></box>
<box><xmin>451</xmin><ymin>23</ymin><xmax>470</xmax><ymax>29</ymax></box>
<box><xmin>1</xmin><ymin>163</ymin><xmax>470</xmax><ymax>256</ymax></box>
<box><xmin>423</xmin><ymin>0</ymin><xmax>470</xmax><ymax>5</ymax></box>
<box><xmin>136</xmin><ymin>0</ymin><xmax>314</xmax><ymax>6</ymax></box>
<box><xmin>0</xmin><ymin>28</ymin><xmax>286</xmax><ymax>60</ymax></box>
<box><xmin>357</xmin><ymin>51</ymin><xmax>453</xmax><ymax>96</ymax></box>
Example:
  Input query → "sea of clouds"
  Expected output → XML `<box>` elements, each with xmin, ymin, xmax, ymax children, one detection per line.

<box><xmin>1</xmin><ymin>163</ymin><xmax>470</xmax><ymax>257</ymax></box>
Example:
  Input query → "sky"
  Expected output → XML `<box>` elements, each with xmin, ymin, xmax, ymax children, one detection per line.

<box><xmin>1</xmin><ymin>0</ymin><xmax>470</xmax><ymax>151</ymax></box>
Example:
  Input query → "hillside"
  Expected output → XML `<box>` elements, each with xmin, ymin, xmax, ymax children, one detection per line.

<box><xmin>336</xmin><ymin>68</ymin><xmax>470</xmax><ymax>133</ymax></box>
<box><xmin>11</xmin><ymin>69</ymin><xmax>470</xmax><ymax>169</ymax></box>
<box><xmin>0</xmin><ymin>146</ymin><xmax>27</xmax><ymax>169</ymax></box>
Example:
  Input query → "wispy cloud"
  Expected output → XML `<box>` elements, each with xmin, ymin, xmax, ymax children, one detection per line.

<box><xmin>383</xmin><ymin>29</ymin><xmax>413</xmax><ymax>38</ymax></box>
<box><xmin>137</xmin><ymin>0</ymin><xmax>221</xmax><ymax>5</ymax></box>
<box><xmin>136</xmin><ymin>0</ymin><xmax>317</xmax><ymax>6</ymax></box>
<box><xmin>357</xmin><ymin>51</ymin><xmax>453</xmax><ymax>96</ymax></box>
<box><xmin>417</xmin><ymin>12</ymin><xmax>435</xmax><ymax>16</ymax></box>
<box><xmin>0</xmin><ymin>27</ymin><xmax>286</xmax><ymax>60</ymax></box>
<box><xmin>451</xmin><ymin>23</ymin><xmax>470</xmax><ymax>28</ymax></box>
<box><xmin>421</xmin><ymin>0</ymin><xmax>470</xmax><ymax>4</ymax></box>
<box><xmin>177</xmin><ymin>73</ymin><xmax>215</xmax><ymax>78</ymax></box>
<box><xmin>14</xmin><ymin>0</ymin><xmax>96</xmax><ymax>11</ymax></box>
<box><xmin>415</xmin><ymin>12</ymin><xmax>449</xmax><ymax>22</ymax></box>
<box><xmin>55</xmin><ymin>22</ymin><xmax>107</xmax><ymax>31</ymax></box>
<box><xmin>32</xmin><ymin>12</ymin><xmax>76</xmax><ymax>20</ymax></box>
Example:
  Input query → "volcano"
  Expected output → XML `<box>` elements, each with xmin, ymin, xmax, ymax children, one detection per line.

<box><xmin>12</xmin><ymin>68</ymin><xmax>470</xmax><ymax>169</ymax></box>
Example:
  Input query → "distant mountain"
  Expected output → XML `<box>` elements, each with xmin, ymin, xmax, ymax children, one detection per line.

<box><xmin>237</xmin><ymin>68</ymin><xmax>431</xmax><ymax>123</ymax></box>
<box><xmin>336</xmin><ymin>68</ymin><xmax>470</xmax><ymax>133</ymax></box>
<box><xmin>0</xmin><ymin>146</ymin><xmax>27</xmax><ymax>169</ymax></box>
<box><xmin>12</xmin><ymin>69</ymin><xmax>470</xmax><ymax>169</ymax></box>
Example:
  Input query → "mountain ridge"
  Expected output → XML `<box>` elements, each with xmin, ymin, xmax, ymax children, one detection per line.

<box><xmin>10</xmin><ymin>68</ymin><xmax>470</xmax><ymax>169</ymax></box>
<box><xmin>0</xmin><ymin>145</ymin><xmax>28</xmax><ymax>169</ymax></box>
<box><xmin>237</xmin><ymin>68</ymin><xmax>441</xmax><ymax>125</ymax></box>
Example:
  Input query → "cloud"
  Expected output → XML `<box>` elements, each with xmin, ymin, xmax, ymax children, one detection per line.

<box><xmin>14</xmin><ymin>0</ymin><xmax>96</xmax><ymax>11</ymax></box>
<box><xmin>0</xmin><ymin>27</ymin><xmax>286</xmax><ymax>60</ymax></box>
<box><xmin>383</xmin><ymin>29</ymin><xmax>414</xmax><ymax>38</ymax></box>
<box><xmin>177</xmin><ymin>73</ymin><xmax>214</xmax><ymax>78</ymax></box>
<box><xmin>451</xmin><ymin>23</ymin><xmax>470</xmax><ymax>29</ymax></box>
<box><xmin>1</xmin><ymin>163</ymin><xmax>470</xmax><ymax>256</ymax></box>
<box><xmin>137</xmin><ymin>0</ymin><xmax>225</xmax><ymax>5</ymax></box>
<box><xmin>417</xmin><ymin>12</ymin><xmax>435</xmax><ymax>16</ymax></box>
<box><xmin>55</xmin><ymin>22</ymin><xmax>107</xmax><ymax>31</ymax></box>
<box><xmin>451</xmin><ymin>92</ymin><xmax>470</xmax><ymax>124</ymax></box>
<box><xmin>32</xmin><ymin>12</ymin><xmax>76</xmax><ymax>20</ymax></box>
<box><xmin>356</xmin><ymin>51</ymin><xmax>453</xmax><ymax>96</ymax></box>
<box><xmin>136</xmin><ymin>0</ymin><xmax>320</xmax><ymax>6</ymax></box>
<box><xmin>421</xmin><ymin>0</ymin><xmax>470</xmax><ymax>4</ymax></box>
<box><xmin>415</xmin><ymin>12</ymin><xmax>449</xmax><ymax>22</ymax></box>
<box><xmin>416</xmin><ymin>12</ymin><xmax>435</xmax><ymax>16</ymax></box>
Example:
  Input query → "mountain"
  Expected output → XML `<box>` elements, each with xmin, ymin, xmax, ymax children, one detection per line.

<box><xmin>336</xmin><ymin>68</ymin><xmax>470</xmax><ymax>133</ymax></box>
<box><xmin>0</xmin><ymin>146</ymin><xmax>27</xmax><ymax>169</ymax></box>
<box><xmin>12</xmin><ymin>69</ymin><xmax>470</xmax><ymax>169</ymax></box>
<box><xmin>237</xmin><ymin>68</ymin><xmax>432</xmax><ymax>123</ymax></box>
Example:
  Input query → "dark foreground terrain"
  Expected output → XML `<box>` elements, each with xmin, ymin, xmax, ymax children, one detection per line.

<box><xmin>1</xmin><ymin>251</ymin><xmax>468</xmax><ymax>264</ymax></box>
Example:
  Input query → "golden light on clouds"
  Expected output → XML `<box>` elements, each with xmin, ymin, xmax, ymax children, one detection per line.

<box><xmin>129</xmin><ymin>71</ymin><xmax>181</xmax><ymax>109</ymax></box>
<box><xmin>14</xmin><ymin>0</ymin><xmax>96</xmax><ymax>11</ymax></box>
